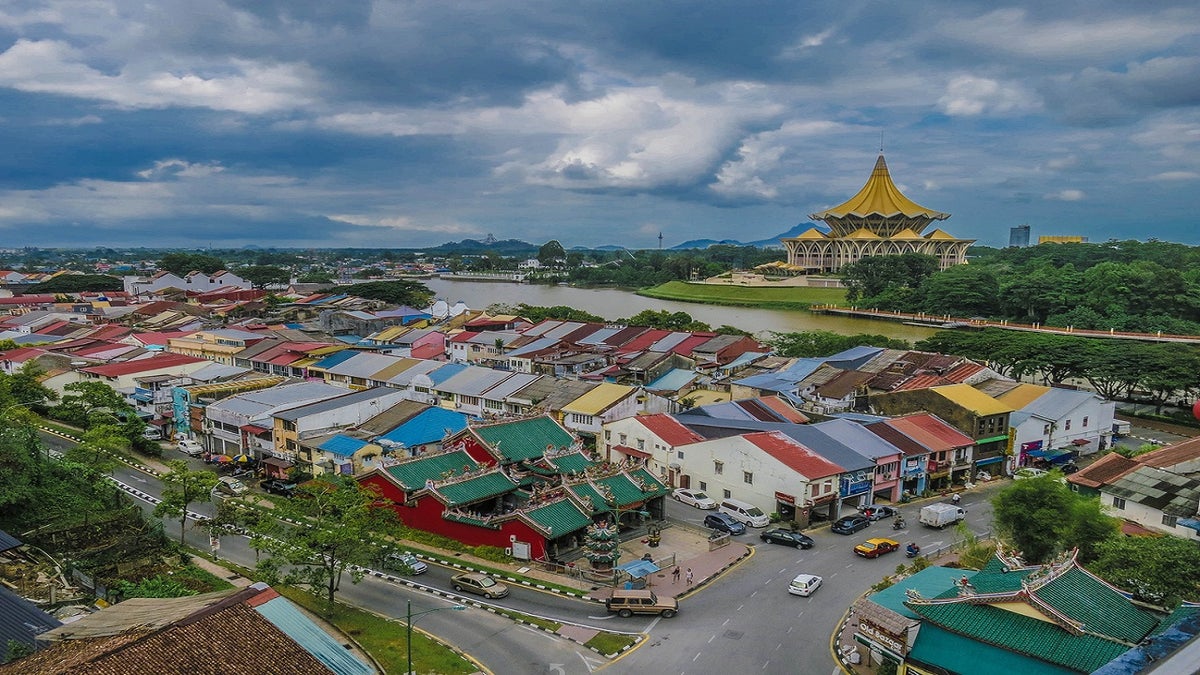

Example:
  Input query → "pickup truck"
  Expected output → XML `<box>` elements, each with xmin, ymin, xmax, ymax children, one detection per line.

<box><xmin>919</xmin><ymin>503</ymin><xmax>966</xmax><ymax>529</ymax></box>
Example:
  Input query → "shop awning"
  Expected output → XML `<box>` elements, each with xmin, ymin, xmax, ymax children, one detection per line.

<box><xmin>974</xmin><ymin>456</ymin><xmax>1004</xmax><ymax>466</ymax></box>
<box><xmin>613</xmin><ymin>444</ymin><xmax>651</xmax><ymax>460</ymax></box>
<box><xmin>1176</xmin><ymin>519</ymin><xmax>1200</xmax><ymax>534</ymax></box>
<box><xmin>1071</xmin><ymin>438</ymin><xmax>1091</xmax><ymax>446</ymax></box>
<box><xmin>240</xmin><ymin>424</ymin><xmax>271</xmax><ymax>435</ymax></box>
<box><xmin>262</xmin><ymin>457</ymin><xmax>293</xmax><ymax>469</ymax></box>
<box><xmin>975</xmin><ymin>435</ymin><xmax>1009</xmax><ymax>444</ymax></box>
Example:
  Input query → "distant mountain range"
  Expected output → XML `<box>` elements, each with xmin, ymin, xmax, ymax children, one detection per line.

<box><xmin>435</xmin><ymin>223</ymin><xmax>821</xmax><ymax>253</ymax></box>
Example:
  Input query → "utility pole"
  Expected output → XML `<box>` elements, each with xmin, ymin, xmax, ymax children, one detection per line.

<box><xmin>658</xmin><ymin>232</ymin><xmax>663</xmax><ymax>250</ymax></box>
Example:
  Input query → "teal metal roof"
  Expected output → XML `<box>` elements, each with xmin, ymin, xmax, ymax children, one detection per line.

<box><xmin>545</xmin><ymin>452</ymin><xmax>598</xmax><ymax>475</ymax></box>
<box><xmin>473</xmin><ymin>416</ymin><xmax>574</xmax><ymax>463</ymax></box>
<box><xmin>437</xmin><ymin>472</ymin><xmax>516</xmax><ymax>506</ymax></box>
<box><xmin>254</xmin><ymin>595</ymin><xmax>372</xmax><ymax>675</ymax></box>
<box><xmin>383</xmin><ymin>450</ymin><xmax>477</xmax><ymax>490</ymax></box>
<box><xmin>869</xmin><ymin>566</ymin><xmax>962</xmax><ymax>619</ymax></box>
<box><xmin>907</xmin><ymin>622</ymin><xmax>1079</xmax><ymax>675</ymax></box>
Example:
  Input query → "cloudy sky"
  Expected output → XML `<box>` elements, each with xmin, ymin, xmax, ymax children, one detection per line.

<box><xmin>1</xmin><ymin>1</ymin><xmax>1198</xmax><ymax>250</ymax></box>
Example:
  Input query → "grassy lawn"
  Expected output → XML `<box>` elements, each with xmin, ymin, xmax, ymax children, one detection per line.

<box><xmin>277</xmin><ymin>586</ymin><xmax>477</xmax><ymax>675</ymax></box>
<box><xmin>585</xmin><ymin>631</ymin><xmax>639</xmax><ymax>656</ymax></box>
<box><xmin>638</xmin><ymin>281</ymin><xmax>845</xmax><ymax>310</ymax></box>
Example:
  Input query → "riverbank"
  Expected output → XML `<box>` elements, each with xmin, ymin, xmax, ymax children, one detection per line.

<box><xmin>636</xmin><ymin>280</ymin><xmax>845</xmax><ymax>311</ymax></box>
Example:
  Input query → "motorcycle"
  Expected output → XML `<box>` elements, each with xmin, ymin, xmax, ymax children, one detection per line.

<box><xmin>905</xmin><ymin>544</ymin><xmax>921</xmax><ymax>558</ymax></box>
<box><xmin>892</xmin><ymin>518</ymin><xmax>906</xmax><ymax>530</ymax></box>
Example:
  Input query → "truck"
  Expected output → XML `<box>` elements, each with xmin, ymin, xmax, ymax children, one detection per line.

<box><xmin>1112</xmin><ymin>420</ymin><xmax>1131</xmax><ymax>437</ymax></box>
<box><xmin>919</xmin><ymin>503</ymin><xmax>966</xmax><ymax>529</ymax></box>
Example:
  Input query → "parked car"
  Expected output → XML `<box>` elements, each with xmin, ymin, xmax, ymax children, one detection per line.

<box><xmin>854</xmin><ymin>537</ymin><xmax>901</xmax><ymax>558</ymax></box>
<box><xmin>703</xmin><ymin>512</ymin><xmax>747</xmax><ymax>536</ymax></box>
<box><xmin>787</xmin><ymin>573</ymin><xmax>823</xmax><ymax>597</ymax></box>
<box><xmin>382</xmin><ymin>551</ymin><xmax>428</xmax><ymax>575</ymax></box>
<box><xmin>759</xmin><ymin>528</ymin><xmax>815</xmax><ymax>549</ymax></box>
<box><xmin>450</xmin><ymin>572</ymin><xmax>509</xmax><ymax>599</ymax></box>
<box><xmin>1061</xmin><ymin>461</ymin><xmax>1080</xmax><ymax>475</ymax></box>
<box><xmin>861</xmin><ymin>505</ymin><xmax>898</xmax><ymax>521</ymax></box>
<box><xmin>673</xmin><ymin>488</ymin><xmax>717</xmax><ymax>509</ymax></box>
<box><xmin>605</xmin><ymin>589</ymin><xmax>678</xmax><ymax>618</ymax></box>
<box><xmin>213</xmin><ymin>476</ymin><xmax>248</xmax><ymax>497</ymax></box>
<box><xmin>260</xmin><ymin>478</ymin><xmax>297</xmax><ymax>497</ymax></box>
<box><xmin>830</xmin><ymin>515</ymin><xmax>870</xmax><ymax>535</ymax></box>
<box><xmin>140</xmin><ymin>426</ymin><xmax>162</xmax><ymax>441</ymax></box>
<box><xmin>176</xmin><ymin>439</ymin><xmax>203</xmax><ymax>456</ymax></box>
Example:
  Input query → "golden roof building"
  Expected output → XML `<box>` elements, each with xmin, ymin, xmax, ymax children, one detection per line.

<box><xmin>781</xmin><ymin>155</ymin><xmax>973</xmax><ymax>273</ymax></box>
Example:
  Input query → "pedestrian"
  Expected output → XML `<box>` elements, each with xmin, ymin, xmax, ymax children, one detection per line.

<box><xmin>686</xmin><ymin>568</ymin><xmax>693</xmax><ymax>586</ymax></box>
<box><xmin>673</xmin><ymin>566</ymin><xmax>681</xmax><ymax>583</ymax></box>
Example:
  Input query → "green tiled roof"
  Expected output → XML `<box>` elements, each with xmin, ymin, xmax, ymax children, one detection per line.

<box><xmin>630</xmin><ymin>468</ymin><xmax>670</xmax><ymax>496</ymax></box>
<box><xmin>384</xmin><ymin>450</ymin><xmax>477</xmax><ymax>489</ymax></box>
<box><xmin>474</xmin><ymin>416</ymin><xmax>575</xmax><ymax>463</ymax></box>
<box><xmin>437</xmin><ymin>472</ymin><xmax>516</xmax><ymax>507</ymax></box>
<box><xmin>1036</xmin><ymin>568</ymin><xmax>1159</xmax><ymax>643</ymax></box>
<box><xmin>547</xmin><ymin>452</ymin><xmax>598</xmax><ymax>475</ymax></box>
<box><xmin>522</xmin><ymin>499</ymin><xmax>592</xmax><ymax>537</ymax></box>
<box><xmin>962</xmin><ymin>555</ymin><xmax>1033</xmax><ymax>595</ymax></box>
<box><xmin>443</xmin><ymin>511</ymin><xmax>500</xmax><ymax>529</ymax></box>
<box><xmin>907</xmin><ymin>601</ymin><xmax>1130</xmax><ymax>673</ymax></box>
<box><xmin>569</xmin><ymin>483</ymin><xmax>607</xmax><ymax>514</ymax></box>
<box><xmin>596</xmin><ymin>474</ymin><xmax>649</xmax><ymax>507</ymax></box>
<box><xmin>907</xmin><ymin>622</ymin><xmax>1080</xmax><ymax>675</ymax></box>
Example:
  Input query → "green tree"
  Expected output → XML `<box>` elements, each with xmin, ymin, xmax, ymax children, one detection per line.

<box><xmin>620</xmin><ymin>309</ymin><xmax>712</xmax><ymax>331</ymax></box>
<box><xmin>917</xmin><ymin>265</ymin><xmax>1001</xmax><ymax>317</ymax></box>
<box><xmin>1088</xmin><ymin>536</ymin><xmax>1200</xmax><ymax>607</ymax></box>
<box><xmin>154</xmin><ymin>460</ymin><xmax>219</xmax><ymax>545</ymax></box>
<box><xmin>238</xmin><ymin>265</ymin><xmax>291</xmax><ymax>289</ymax></box>
<box><xmin>841</xmin><ymin>253</ymin><xmax>938</xmax><ymax>304</ymax></box>
<box><xmin>991</xmin><ymin>474</ymin><xmax>1119</xmax><ymax>564</ymax></box>
<box><xmin>159</xmin><ymin>252</ymin><xmax>226</xmax><ymax>275</ymax></box>
<box><xmin>769</xmin><ymin>330</ymin><xmax>909</xmax><ymax>358</ymax></box>
<box><xmin>537</xmin><ymin>240</ymin><xmax>567</xmax><ymax>266</ymax></box>
<box><xmin>53</xmin><ymin>381</ymin><xmax>136</xmax><ymax>428</ymax></box>
<box><xmin>250</xmin><ymin>477</ymin><xmax>396</xmax><ymax>606</ymax></box>
<box><xmin>335</xmin><ymin>280</ymin><xmax>434</xmax><ymax>307</ymax></box>
<box><xmin>30</xmin><ymin>274</ymin><xmax>123</xmax><ymax>293</ymax></box>
<box><xmin>296</xmin><ymin>271</ymin><xmax>334</xmax><ymax>283</ymax></box>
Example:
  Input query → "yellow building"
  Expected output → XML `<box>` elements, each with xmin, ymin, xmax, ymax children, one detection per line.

<box><xmin>1037</xmin><ymin>235</ymin><xmax>1087</xmax><ymax>244</ymax></box>
<box><xmin>782</xmin><ymin>155</ymin><xmax>973</xmax><ymax>273</ymax></box>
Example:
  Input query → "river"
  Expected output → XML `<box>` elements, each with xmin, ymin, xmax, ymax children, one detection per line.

<box><xmin>422</xmin><ymin>278</ymin><xmax>939</xmax><ymax>342</ymax></box>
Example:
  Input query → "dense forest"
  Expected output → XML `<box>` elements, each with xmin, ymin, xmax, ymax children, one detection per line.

<box><xmin>841</xmin><ymin>241</ymin><xmax>1200</xmax><ymax>334</ymax></box>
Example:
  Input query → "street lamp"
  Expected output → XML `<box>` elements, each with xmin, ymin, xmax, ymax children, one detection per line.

<box><xmin>405</xmin><ymin>599</ymin><xmax>465</xmax><ymax>675</ymax></box>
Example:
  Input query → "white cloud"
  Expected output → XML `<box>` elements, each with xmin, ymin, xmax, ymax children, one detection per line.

<box><xmin>1044</xmin><ymin>189</ymin><xmax>1085</xmax><ymax>201</ymax></box>
<box><xmin>328</xmin><ymin>214</ymin><xmax>478</xmax><ymax>235</ymax></box>
<box><xmin>137</xmin><ymin>159</ymin><xmax>226</xmax><ymax>180</ymax></box>
<box><xmin>937</xmin><ymin>75</ymin><xmax>1039</xmax><ymax>116</ymax></box>
<box><xmin>0</xmin><ymin>39</ymin><xmax>316</xmax><ymax>114</ymax></box>
<box><xmin>1148</xmin><ymin>171</ymin><xmax>1200</xmax><ymax>181</ymax></box>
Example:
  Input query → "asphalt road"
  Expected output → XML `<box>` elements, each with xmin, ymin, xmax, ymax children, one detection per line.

<box><xmin>33</xmin><ymin>430</ymin><xmax>1082</xmax><ymax>675</ymax></box>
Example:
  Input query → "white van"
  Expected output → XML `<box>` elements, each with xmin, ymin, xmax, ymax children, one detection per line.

<box><xmin>719</xmin><ymin>498</ymin><xmax>769</xmax><ymax>528</ymax></box>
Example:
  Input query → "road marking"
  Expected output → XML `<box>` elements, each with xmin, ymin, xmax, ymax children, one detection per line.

<box><xmin>576</xmin><ymin>651</ymin><xmax>602</xmax><ymax>672</ymax></box>
<box><xmin>586</xmin><ymin>614</ymin><xmax>616</xmax><ymax>620</ymax></box>
<box><xmin>521</xmin><ymin>625</ymin><xmax>561</xmax><ymax>641</ymax></box>
<box><xmin>643</xmin><ymin>616</ymin><xmax>663</xmax><ymax>632</ymax></box>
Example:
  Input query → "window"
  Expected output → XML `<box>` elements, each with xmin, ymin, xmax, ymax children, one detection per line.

<box><xmin>743</xmin><ymin>471</ymin><xmax>753</xmax><ymax>485</ymax></box>
<box><xmin>569</xmin><ymin>413</ymin><xmax>594</xmax><ymax>425</ymax></box>
<box><xmin>699</xmin><ymin>481</ymin><xmax>707</xmax><ymax>491</ymax></box>
<box><xmin>1163</xmin><ymin>514</ymin><xmax>1178</xmax><ymax>528</ymax></box>
<box><xmin>604</xmin><ymin>430</ymin><xmax>611</xmax><ymax>440</ymax></box>
<box><xmin>619</xmin><ymin>434</ymin><xmax>627</xmax><ymax>445</ymax></box>
<box><xmin>723</xmin><ymin>489</ymin><xmax>731</xmax><ymax>499</ymax></box>
<box><xmin>1065</xmin><ymin>419</ymin><xmax>1071</xmax><ymax>430</ymax></box>
<box><xmin>1112</xmin><ymin>496</ymin><xmax>1126</xmax><ymax>510</ymax></box>
<box><xmin>1082</xmin><ymin>416</ymin><xmax>1088</xmax><ymax>428</ymax></box>
<box><xmin>637</xmin><ymin>439</ymin><xmax>645</xmax><ymax>450</ymax></box>
<box><xmin>1044</xmin><ymin>424</ymin><xmax>1051</xmax><ymax>435</ymax></box>
<box><xmin>676</xmin><ymin>450</ymin><xmax>684</xmax><ymax>460</ymax></box>
<box><xmin>714</xmin><ymin>460</ymin><xmax>723</xmax><ymax>475</ymax></box>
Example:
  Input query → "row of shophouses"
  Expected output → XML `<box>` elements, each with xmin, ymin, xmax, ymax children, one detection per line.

<box><xmin>4</xmin><ymin>316</ymin><xmax>1117</xmax><ymax>562</ymax></box>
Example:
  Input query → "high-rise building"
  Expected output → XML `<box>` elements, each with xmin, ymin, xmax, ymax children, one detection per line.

<box><xmin>1009</xmin><ymin>224</ymin><xmax>1030</xmax><ymax>248</ymax></box>
<box><xmin>781</xmin><ymin>155</ymin><xmax>973</xmax><ymax>273</ymax></box>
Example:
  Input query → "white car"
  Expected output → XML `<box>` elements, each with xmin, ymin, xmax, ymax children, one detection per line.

<box><xmin>177</xmin><ymin>439</ymin><xmax>204</xmax><ymax>456</ymax></box>
<box><xmin>673</xmin><ymin>488</ymin><xmax>717</xmax><ymax>509</ymax></box>
<box><xmin>788</xmin><ymin>573</ymin><xmax>823</xmax><ymax>597</ymax></box>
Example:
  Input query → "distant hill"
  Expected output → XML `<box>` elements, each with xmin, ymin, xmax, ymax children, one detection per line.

<box><xmin>423</xmin><ymin>238</ymin><xmax>538</xmax><ymax>255</ymax></box>
<box><xmin>668</xmin><ymin>223</ymin><xmax>823</xmax><ymax>250</ymax></box>
<box><xmin>430</xmin><ymin>223</ymin><xmax>826</xmax><ymax>253</ymax></box>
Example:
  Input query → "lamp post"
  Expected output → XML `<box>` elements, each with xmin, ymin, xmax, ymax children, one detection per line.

<box><xmin>405</xmin><ymin>599</ymin><xmax>465</xmax><ymax>675</ymax></box>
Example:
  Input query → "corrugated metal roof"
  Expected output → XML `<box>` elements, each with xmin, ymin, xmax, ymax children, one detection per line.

<box><xmin>0</xmin><ymin>585</ymin><xmax>60</xmax><ymax>652</ymax></box>
<box><xmin>317</xmin><ymin>435</ymin><xmax>369</xmax><ymax>457</ymax></box>
<box><xmin>561</xmin><ymin>382</ymin><xmax>636</xmax><ymax>415</ymax></box>
<box><xmin>378</xmin><ymin>407</ymin><xmax>468</xmax><ymax>448</ymax></box>
<box><xmin>931</xmin><ymin>383</ymin><xmax>1013</xmax><ymax>416</ymax></box>
<box><xmin>274</xmin><ymin>387</ymin><xmax>403</xmax><ymax>421</ymax></box>
<box><xmin>254</xmin><ymin>596</ymin><xmax>373</xmax><ymax>675</ymax></box>
<box><xmin>436</xmin><ymin>367</ymin><xmax>514</xmax><ymax>396</ymax></box>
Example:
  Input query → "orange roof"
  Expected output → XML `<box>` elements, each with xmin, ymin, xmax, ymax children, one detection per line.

<box><xmin>810</xmin><ymin>155</ymin><xmax>950</xmax><ymax>221</ymax></box>
<box><xmin>637</xmin><ymin>414</ymin><xmax>706</xmax><ymax>446</ymax></box>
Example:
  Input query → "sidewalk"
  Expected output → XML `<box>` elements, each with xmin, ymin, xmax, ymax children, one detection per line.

<box><xmin>585</xmin><ymin>525</ymin><xmax>751</xmax><ymax>601</ymax></box>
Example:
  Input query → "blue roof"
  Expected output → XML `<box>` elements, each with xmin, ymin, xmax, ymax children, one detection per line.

<box><xmin>379</xmin><ymin>407</ymin><xmax>468</xmax><ymax>448</ymax></box>
<box><xmin>646</xmin><ymin>368</ymin><xmax>697</xmax><ymax>392</ymax></box>
<box><xmin>617</xmin><ymin>559</ymin><xmax>660</xmax><ymax>578</ymax></box>
<box><xmin>869</xmin><ymin>566</ymin><xmax>962</xmax><ymax>618</ymax></box>
<box><xmin>0</xmin><ymin>529</ymin><xmax>21</xmax><ymax>552</ymax></box>
<box><xmin>318</xmin><ymin>435</ymin><xmax>369</xmax><ymax>457</ymax></box>
<box><xmin>0</xmin><ymin>585</ymin><xmax>60</xmax><ymax>653</ymax></box>
<box><xmin>427</xmin><ymin>362</ymin><xmax>468</xmax><ymax>385</ymax></box>
<box><xmin>309</xmin><ymin>350</ymin><xmax>360</xmax><ymax>370</ymax></box>
<box><xmin>824</xmin><ymin>345</ymin><xmax>886</xmax><ymax>370</ymax></box>
<box><xmin>333</xmin><ymin>335</ymin><xmax>363</xmax><ymax>344</ymax></box>
<box><xmin>255</xmin><ymin>595</ymin><xmax>372</xmax><ymax>675</ymax></box>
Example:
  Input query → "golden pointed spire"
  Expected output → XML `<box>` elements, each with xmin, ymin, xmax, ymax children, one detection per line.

<box><xmin>810</xmin><ymin>155</ymin><xmax>949</xmax><ymax>222</ymax></box>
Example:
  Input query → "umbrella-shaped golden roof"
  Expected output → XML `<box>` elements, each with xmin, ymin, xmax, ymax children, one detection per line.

<box><xmin>810</xmin><ymin>155</ymin><xmax>949</xmax><ymax>222</ymax></box>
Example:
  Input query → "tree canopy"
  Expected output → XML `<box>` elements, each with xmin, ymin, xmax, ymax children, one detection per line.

<box><xmin>158</xmin><ymin>252</ymin><xmax>226</xmax><ymax>275</ymax></box>
<box><xmin>30</xmin><ymin>274</ymin><xmax>123</xmax><ymax>293</ymax></box>
<box><xmin>1088</xmin><ymin>535</ymin><xmax>1200</xmax><ymax>607</ymax></box>
<box><xmin>237</xmin><ymin>265</ymin><xmax>291</xmax><ymax>289</ymax></box>
<box><xmin>329</xmin><ymin>280</ymin><xmax>434</xmax><ymax>307</ymax></box>
<box><xmin>991</xmin><ymin>473</ymin><xmax>1120</xmax><ymax>564</ymax></box>
<box><xmin>155</xmin><ymin>460</ymin><xmax>219</xmax><ymax>545</ymax></box>
<box><xmin>769</xmin><ymin>330</ymin><xmax>910</xmax><ymax>357</ymax></box>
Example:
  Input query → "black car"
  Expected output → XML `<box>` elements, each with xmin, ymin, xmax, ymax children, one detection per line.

<box><xmin>830</xmin><ymin>514</ymin><xmax>870</xmax><ymax>535</ymax></box>
<box><xmin>704</xmin><ymin>512</ymin><xmax>747</xmax><ymax>535</ymax></box>
<box><xmin>260</xmin><ymin>478</ymin><xmax>297</xmax><ymax>497</ymax></box>
<box><xmin>759</xmin><ymin>528</ymin><xmax>815</xmax><ymax>549</ymax></box>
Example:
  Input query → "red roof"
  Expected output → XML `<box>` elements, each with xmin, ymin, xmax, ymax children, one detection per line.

<box><xmin>411</xmin><ymin>343</ymin><xmax>446</xmax><ymax>360</ymax></box>
<box><xmin>756</xmin><ymin>396</ymin><xmax>810</xmax><ymax>423</ymax></box>
<box><xmin>613</xmin><ymin>444</ymin><xmax>651</xmax><ymax>459</ymax></box>
<box><xmin>638</xmin><ymin>414</ymin><xmax>706</xmax><ymax>446</ymax></box>
<box><xmin>618</xmin><ymin>329</ymin><xmax>671</xmax><ymax>353</ymax></box>
<box><xmin>0</xmin><ymin>295</ymin><xmax>55</xmax><ymax>305</ymax></box>
<box><xmin>0</xmin><ymin>347</ymin><xmax>48</xmax><ymax>363</ymax></box>
<box><xmin>81</xmin><ymin>353</ymin><xmax>207</xmax><ymax>377</ymax></box>
<box><xmin>883</xmin><ymin>413</ymin><xmax>974</xmax><ymax>451</ymax></box>
<box><xmin>744</xmin><ymin>431</ymin><xmax>843</xmax><ymax>479</ymax></box>
<box><xmin>668</xmin><ymin>333</ymin><xmax>718</xmax><ymax>356</ymax></box>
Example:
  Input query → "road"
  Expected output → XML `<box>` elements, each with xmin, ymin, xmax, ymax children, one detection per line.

<box><xmin>32</xmin><ymin>431</ymin><xmax>1042</xmax><ymax>675</ymax></box>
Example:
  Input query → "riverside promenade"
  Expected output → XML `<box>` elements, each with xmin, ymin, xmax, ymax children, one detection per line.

<box><xmin>811</xmin><ymin>305</ymin><xmax>1200</xmax><ymax>344</ymax></box>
